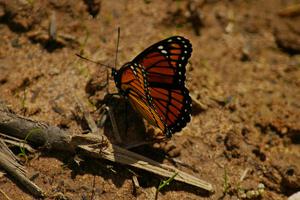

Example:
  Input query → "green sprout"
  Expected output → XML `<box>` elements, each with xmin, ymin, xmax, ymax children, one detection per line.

<box><xmin>18</xmin><ymin>128</ymin><xmax>41</xmax><ymax>163</ymax></box>
<box><xmin>223</xmin><ymin>167</ymin><xmax>229</xmax><ymax>194</ymax></box>
<box><xmin>155</xmin><ymin>172</ymin><xmax>178</xmax><ymax>200</ymax></box>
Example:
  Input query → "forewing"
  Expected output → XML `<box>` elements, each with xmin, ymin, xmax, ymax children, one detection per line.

<box><xmin>132</xmin><ymin>36</ymin><xmax>192</xmax><ymax>86</ymax></box>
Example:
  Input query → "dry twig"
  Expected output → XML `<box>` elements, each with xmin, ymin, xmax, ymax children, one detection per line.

<box><xmin>278</xmin><ymin>3</ymin><xmax>300</xmax><ymax>17</ymax></box>
<box><xmin>0</xmin><ymin>140</ymin><xmax>44</xmax><ymax>198</ymax></box>
<box><xmin>0</xmin><ymin>189</ymin><xmax>13</xmax><ymax>200</ymax></box>
<box><xmin>0</xmin><ymin>101</ymin><xmax>213</xmax><ymax>193</ymax></box>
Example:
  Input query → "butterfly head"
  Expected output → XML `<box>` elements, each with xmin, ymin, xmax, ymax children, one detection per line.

<box><xmin>112</xmin><ymin>65</ymin><xmax>128</xmax><ymax>94</ymax></box>
<box><xmin>111</xmin><ymin>68</ymin><xmax>119</xmax><ymax>87</ymax></box>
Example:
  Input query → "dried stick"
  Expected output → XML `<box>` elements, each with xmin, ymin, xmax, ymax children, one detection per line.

<box><xmin>0</xmin><ymin>189</ymin><xmax>13</xmax><ymax>200</ymax></box>
<box><xmin>0</xmin><ymin>140</ymin><xmax>44</xmax><ymax>198</ymax></box>
<box><xmin>0</xmin><ymin>102</ymin><xmax>213</xmax><ymax>192</ymax></box>
<box><xmin>191</xmin><ymin>94</ymin><xmax>208</xmax><ymax>111</ymax></box>
<box><xmin>74</xmin><ymin>95</ymin><xmax>99</xmax><ymax>134</ymax></box>
<box><xmin>79</xmin><ymin>144</ymin><xmax>213</xmax><ymax>191</ymax></box>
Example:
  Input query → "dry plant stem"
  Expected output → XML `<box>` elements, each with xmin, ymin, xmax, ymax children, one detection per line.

<box><xmin>0</xmin><ymin>132</ymin><xmax>25</xmax><ymax>143</ymax></box>
<box><xmin>0</xmin><ymin>140</ymin><xmax>44</xmax><ymax>198</ymax></box>
<box><xmin>0</xmin><ymin>189</ymin><xmax>13</xmax><ymax>200</ymax></box>
<box><xmin>74</xmin><ymin>95</ymin><xmax>99</xmax><ymax>134</ymax></box>
<box><xmin>132</xmin><ymin>175</ymin><xmax>140</xmax><ymax>188</ymax></box>
<box><xmin>240</xmin><ymin>168</ymin><xmax>249</xmax><ymax>182</ymax></box>
<box><xmin>0</xmin><ymin>103</ymin><xmax>213</xmax><ymax>192</ymax></box>
<box><xmin>191</xmin><ymin>94</ymin><xmax>208</xmax><ymax>111</ymax></box>
<box><xmin>2</xmin><ymin>139</ymin><xmax>36</xmax><ymax>153</ymax></box>
<box><xmin>0</xmin><ymin>140</ymin><xmax>26</xmax><ymax>174</ymax></box>
<box><xmin>105</xmin><ymin>106</ymin><xmax>123</xmax><ymax>144</ymax></box>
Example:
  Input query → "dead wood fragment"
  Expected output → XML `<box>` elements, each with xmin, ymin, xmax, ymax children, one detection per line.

<box><xmin>78</xmin><ymin>144</ymin><xmax>213</xmax><ymax>191</ymax></box>
<box><xmin>0</xmin><ymin>140</ymin><xmax>44</xmax><ymax>198</ymax></box>
<box><xmin>0</xmin><ymin>140</ymin><xmax>25</xmax><ymax>174</ymax></box>
<box><xmin>278</xmin><ymin>4</ymin><xmax>300</xmax><ymax>17</ymax></box>
<box><xmin>0</xmin><ymin>104</ymin><xmax>73</xmax><ymax>152</ymax></box>
<box><xmin>0</xmin><ymin>102</ymin><xmax>214</xmax><ymax>192</ymax></box>
<box><xmin>0</xmin><ymin>171</ymin><xmax>5</xmax><ymax>178</ymax></box>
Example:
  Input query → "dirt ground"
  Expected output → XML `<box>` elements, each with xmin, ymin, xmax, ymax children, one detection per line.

<box><xmin>0</xmin><ymin>0</ymin><xmax>300</xmax><ymax>199</ymax></box>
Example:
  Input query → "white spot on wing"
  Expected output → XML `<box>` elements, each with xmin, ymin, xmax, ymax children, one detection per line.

<box><xmin>177</xmin><ymin>37</ymin><xmax>181</xmax><ymax>40</ymax></box>
<box><xmin>158</xmin><ymin>45</ymin><xmax>163</xmax><ymax>50</ymax></box>
<box><xmin>161</xmin><ymin>50</ymin><xmax>167</xmax><ymax>54</ymax></box>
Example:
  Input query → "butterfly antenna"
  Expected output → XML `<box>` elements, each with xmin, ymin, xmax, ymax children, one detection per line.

<box><xmin>114</xmin><ymin>27</ymin><xmax>120</xmax><ymax>69</ymax></box>
<box><xmin>75</xmin><ymin>53</ymin><xmax>113</xmax><ymax>69</ymax></box>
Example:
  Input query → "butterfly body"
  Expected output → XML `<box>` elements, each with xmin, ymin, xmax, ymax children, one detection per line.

<box><xmin>112</xmin><ymin>36</ymin><xmax>192</xmax><ymax>137</ymax></box>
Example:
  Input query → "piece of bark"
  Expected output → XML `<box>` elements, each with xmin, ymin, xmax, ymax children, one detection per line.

<box><xmin>0</xmin><ymin>105</ymin><xmax>73</xmax><ymax>152</ymax></box>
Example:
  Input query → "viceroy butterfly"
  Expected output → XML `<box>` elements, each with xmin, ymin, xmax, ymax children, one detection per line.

<box><xmin>112</xmin><ymin>36</ymin><xmax>192</xmax><ymax>138</ymax></box>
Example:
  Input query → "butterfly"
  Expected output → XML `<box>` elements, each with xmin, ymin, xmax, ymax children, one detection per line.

<box><xmin>112</xmin><ymin>36</ymin><xmax>192</xmax><ymax>138</ymax></box>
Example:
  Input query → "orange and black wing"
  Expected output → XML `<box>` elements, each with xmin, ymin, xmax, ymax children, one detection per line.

<box><xmin>133</xmin><ymin>36</ymin><xmax>192</xmax><ymax>137</ymax></box>
<box><xmin>132</xmin><ymin>36</ymin><xmax>192</xmax><ymax>87</ymax></box>
<box><xmin>147</xmin><ymin>86</ymin><xmax>191</xmax><ymax>137</ymax></box>
<box><xmin>118</xmin><ymin>64</ymin><xmax>167</xmax><ymax>132</ymax></box>
<box><xmin>118</xmin><ymin>36</ymin><xmax>192</xmax><ymax>137</ymax></box>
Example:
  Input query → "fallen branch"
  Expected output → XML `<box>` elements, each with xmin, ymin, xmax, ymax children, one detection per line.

<box><xmin>0</xmin><ymin>140</ymin><xmax>44</xmax><ymax>198</ymax></box>
<box><xmin>79</xmin><ymin>144</ymin><xmax>213</xmax><ymax>190</ymax></box>
<box><xmin>0</xmin><ymin>102</ymin><xmax>214</xmax><ymax>193</ymax></box>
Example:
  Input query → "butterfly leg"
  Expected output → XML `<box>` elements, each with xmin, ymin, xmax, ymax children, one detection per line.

<box><xmin>124</xmin><ymin>99</ymin><xmax>129</xmax><ymax>137</ymax></box>
<box><xmin>97</xmin><ymin>104</ymin><xmax>108</xmax><ymax>128</ymax></box>
<box><xmin>104</xmin><ymin>106</ymin><xmax>123</xmax><ymax>144</ymax></box>
<box><xmin>106</xmin><ymin>69</ymin><xmax>110</xmax><ymax>94</ymax></box>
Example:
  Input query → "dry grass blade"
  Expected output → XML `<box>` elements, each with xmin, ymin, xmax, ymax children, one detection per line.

<box><xmin>0</xmin><ymin>140</ymin><xmax>26</xmax><ymax>174</ymax></box>
<box><xmin>191</xmin><ymin>94</ymin><xmax>208</xmax><ymax>111</ymax></box>
<box><xmin>2</xmin><ymin>139</ymin><xmax>36</xmax><ymax>153</ymax></box>
<box><xmin>0</xmin><ymin>189</ymin><xmax>13</xmax><ymax>200</ymax></box>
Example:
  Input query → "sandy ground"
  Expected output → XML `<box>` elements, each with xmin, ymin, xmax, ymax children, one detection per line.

<box><xmin>0</xmin><ymin>0</ymin><xmax>300</xmax><ymax>199</ymax></box>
